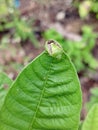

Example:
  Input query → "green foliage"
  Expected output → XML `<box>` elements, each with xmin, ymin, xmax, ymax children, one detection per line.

<box><xmin>13</xmin><ymin>17</ymin><xmax>39</xmax><ymax>47</ymax></box>
<box><xmin>83</xmin><ymin>87</ymin><xmax>98</xmax><ymax>130</ymax></box>
<box><xmin>44</xmin><ymin>27</ymin><xmax>98</xmax><ymax>72</ymax></box>
<box><xmin>78</xmin><ymin>121</ymin><xmax>83</xmax><ymax>130</ymax></box>
<box><xmin>79</xmin><ymin>1</ymin><xmax>92</xmax><ymax>19</ymax></box>
<box><xmin>91</xmin><ymin>1</ymin><xmax>98</xmax><ymax>18</ymax></box>
<box><xmin>0</xmin><ymin>40</ymin><xmax>82</xmax><ymax>130</ymax></box>
<box><xmin>86</xmin><ymin>87</ymin><xmax>98</xmax><ymax>111</ymax></box>
<box><xmin>0</xmin><ymin>2</ymin><xmax>39</xmax><ymax>47</ymax></box>
<box><xmin>82</xmin><ymin>104</ymin><xmax>98</xmax><ymax>130</ymax></box>
<box><xmin>0</xmin><ymin>0</ymin><xmax>13</xmax><ymax>17</ymax></box>
<box><xmin>0</xmin><ymin>17</ymin><xmax>39</xmax><ymax>47</ymax></box>
<box><xmin>79</xmin><ymin>0</ymin><xmax>98</xmax><ymax>19</ymax></box>
<box><xmin>0</xmin><ymin>72</ymin><xmax>12</xmax><ymax>109</ymax></box>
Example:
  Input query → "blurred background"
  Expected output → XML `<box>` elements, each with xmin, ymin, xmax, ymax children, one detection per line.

<box><xmin>0</xmin><ymin>0</ymin><xmax>98</xmax><ymax>122</ymax></box>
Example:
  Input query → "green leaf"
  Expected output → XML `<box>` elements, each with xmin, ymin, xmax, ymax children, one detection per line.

<box><xmin>90</xmin><ymin>87</ymin><xmax>98</xmax><ymax>97</ymax></box>
<box><xmin>0</xmin><ymin>40</ymin><xmax>82</xmax><ymax>130</ymax></box>
<box><xmin>79</xmin><ymin>1</ymin><xmax>92</xmax><ymax>19</ymax></box>
<box><xmin>78</xmin><ymin>121</ymin><xmax>83</xmax><ymax>130</ymax></box>
<box><xmin>82</xmin><ymin>104</ymin><xmax>98</xmax><ymax>130</ymax></box>
<box><xmin>86</xmin><ymin>87</ymin><xmax>98</xmax><ymax>111</ymax></box>
<box><xmin>0</xmin><ymin>72</ymin><xmax>12</xmax><ymax>109</ymax></box>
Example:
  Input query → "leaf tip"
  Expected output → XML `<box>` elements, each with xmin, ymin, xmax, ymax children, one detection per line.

<box><xmin>45</xmin><ymin>40</ymin><xmax>63</xmax><ymax>59</ymax></box>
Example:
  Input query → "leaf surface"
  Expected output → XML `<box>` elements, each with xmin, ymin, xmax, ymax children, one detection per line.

<box><xmin>82</xmin><ymin>104</ymin><xmax>98</xmax><ymax>130</ymax></box>
<box><xmin>0</xmin><ymin>41</ymin><xmax>82</xmax><ymax>130</ymax></box>
<box><xmin>0</xmin><ymin>72</ymin><xmax>12</xmax><ymax>109</ymax></box>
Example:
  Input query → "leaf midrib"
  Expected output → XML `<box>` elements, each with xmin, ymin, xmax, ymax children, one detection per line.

<box><xmin>29</xmin><ymin>57</ymin><xmax>53</xmax><ymax>130</ymax></box>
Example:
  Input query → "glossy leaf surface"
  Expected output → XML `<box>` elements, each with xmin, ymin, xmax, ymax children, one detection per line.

<box><xmin>0</xmin><ymin>41</ymin><xmax>82</xmax><ymax>130</ymax></box>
